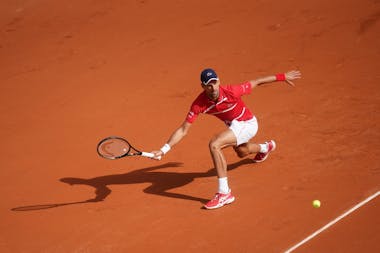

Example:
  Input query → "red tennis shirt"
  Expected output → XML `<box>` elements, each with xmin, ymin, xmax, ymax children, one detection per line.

<box><xmin>186</xmin><ymin>82</ymin><xmax>254</xmax><ymax>125</ymax></box>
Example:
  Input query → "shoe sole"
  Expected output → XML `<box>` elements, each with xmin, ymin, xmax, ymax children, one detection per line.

<box><xmin>252</xmin><ymin>140</ymin><xmax>276</xmax><ymax>163</ymax></box>
<box><xmin>204</xmin><ymin>196</ymin><xmax>235</xmax><ymax>210</ymax></box>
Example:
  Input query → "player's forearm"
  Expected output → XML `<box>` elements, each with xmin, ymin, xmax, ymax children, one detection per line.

<box><xmin>167</xmin><ymin>126</ymin><xmax>187</xmax><ymax>148</ymax></box>
<box><xmin>250</xmin><ymin>75</ymin><xmax>277</xmax><ymax>88</ymax></box>
<box><xmin>157</xmin><ymin>121</ymin><xmax>191</xmax><ymax>157</ymax></box>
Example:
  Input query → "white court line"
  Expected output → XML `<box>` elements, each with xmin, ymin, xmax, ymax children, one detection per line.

<box><xmin>284</xmin><ymin>191</ymin><xmax>380</xmax><ymax>253</ymax></box>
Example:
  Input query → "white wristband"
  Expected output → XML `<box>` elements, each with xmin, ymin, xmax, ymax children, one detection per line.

<box><xmin>160</xmin><ymin>144</ymin><xmax>171</xmax><ymax>154</ymax></box>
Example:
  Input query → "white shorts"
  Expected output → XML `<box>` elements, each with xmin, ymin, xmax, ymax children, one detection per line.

<box><xmin>229</xmin><ymin>117</ymin><xmax>258</xmax><ymax>146</ymax></box>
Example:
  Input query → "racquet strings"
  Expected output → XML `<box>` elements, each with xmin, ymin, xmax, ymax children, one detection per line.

<box><xmin>97</xmin><ymin>138</ymin><xmax>130</xmax><ymax>159</ymax></box>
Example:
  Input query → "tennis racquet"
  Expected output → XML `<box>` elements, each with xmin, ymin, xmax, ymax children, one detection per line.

<box><xmin>97</xmin><ymin>136</ymin><xmax>160</xmax><ymax>160</ymax></box>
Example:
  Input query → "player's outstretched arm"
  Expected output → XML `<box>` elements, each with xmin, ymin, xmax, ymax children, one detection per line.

<box><xmin>249</xmin><ymin>70</ymin><xmax>301</xmax><ymax>88</ymax></box>
<box><xmin>152</xmin><ymin>121</ymin><xmax>192</xmax><ymax>159</ymax></box>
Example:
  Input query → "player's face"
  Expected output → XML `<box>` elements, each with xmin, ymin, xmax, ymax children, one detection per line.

<box><xmin>202</xmin><ymin>79</ymin><xmax>220</xmax><ymax>101</ymax></box>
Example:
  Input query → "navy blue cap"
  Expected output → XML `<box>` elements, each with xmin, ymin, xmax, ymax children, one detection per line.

<box><xmin>200</xmin><ymin>68</ymin><xmax>219</xmax><ymax>85</ymax></box>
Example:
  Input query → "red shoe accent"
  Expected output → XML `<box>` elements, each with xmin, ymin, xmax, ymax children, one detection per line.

<box><xmin>252</xmin><ymin>140</ymin><xmax>276</xmax><ymax>163</ymax></box>
<box><xmin>204</xmin><ymin>192</ymin><xmax>235</xmax><ymax>210</ymax></box>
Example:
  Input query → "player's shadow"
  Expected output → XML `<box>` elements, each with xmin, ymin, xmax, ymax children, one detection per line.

<box><xmin>11</xmin><ymin>159</ymin><xmax>253</xmax><ymax>211</ymax></box>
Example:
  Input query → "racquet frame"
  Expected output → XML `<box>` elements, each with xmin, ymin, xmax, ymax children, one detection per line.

<box><xmin>97</xmin><ymin>136</ymin><xmax>157</xmax><ymax>160</ymax></box>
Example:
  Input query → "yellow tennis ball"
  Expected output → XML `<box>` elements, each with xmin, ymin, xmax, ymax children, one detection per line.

<box><xmin>312</xmin><ymin>200</ymin><xmax>321</xmax><ymax>208</ymax></box>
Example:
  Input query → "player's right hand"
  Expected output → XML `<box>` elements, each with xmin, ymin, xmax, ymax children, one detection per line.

<box><xmin>151</xmin><ymin>150</ymin><xmax>163</xmax><ymax>160</ymax></box>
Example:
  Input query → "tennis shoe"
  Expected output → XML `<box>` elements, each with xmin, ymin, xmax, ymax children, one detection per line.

<box><xmin>252</xmin><ymin>140</ymin><xmax>276</xmax><ymax>163</ymax></box>
<box><xmin>204</xmin><ymin>191</ymin><xmax>235</xmax><ymax>210</ymax></box>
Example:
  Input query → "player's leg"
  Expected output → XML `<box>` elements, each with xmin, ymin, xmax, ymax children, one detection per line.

<box><xmin>233</xmin><ymin>142</ymin><xmax>260</xmax><ymax>158</ymax></box>
<box><xmin>230</xmin><ymin>118</ymin><xmax>276</xmax><ymax>162</ymax></box>
<box><xmin>209</xmin><ymin>128</ymin><xmax>236</xmax><ymax>179</ymax></box>
<box><xmin>234</xmin><ymin>141</ymin><xmax>276</xmax><ymax>162</ymax></box>
<box><xmin>204</xmin><ymin>129</ymin><xmax>236</xmax><ymax>210</ymax></box>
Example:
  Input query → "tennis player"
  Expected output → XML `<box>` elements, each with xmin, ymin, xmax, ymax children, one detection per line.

<box><xmin>152</xmin><ymin>68</ymin><xmax>301</xmax><ymax>209</ymax></box>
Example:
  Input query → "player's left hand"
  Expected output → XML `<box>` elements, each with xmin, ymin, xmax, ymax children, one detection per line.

<box><xmin>285</xmin><ymin>70</ymin><xmax>301</xmax><ymax>87</ymax></box>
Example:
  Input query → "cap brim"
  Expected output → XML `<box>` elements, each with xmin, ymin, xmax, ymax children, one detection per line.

<box><xmin>203</xmin><ymin>78</ymin><xmax>219</xmax><ymax>85</ymax></box>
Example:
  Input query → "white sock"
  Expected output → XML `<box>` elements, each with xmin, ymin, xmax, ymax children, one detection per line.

<box><xmin>218</xmin><ymin>177</ymin><xmax>230</xmax><ymax>194</ymax></box>
<box><xmin>259</xmin><ymin>143</ymin><xmax>268</xmax><ymax>153</ymax></box>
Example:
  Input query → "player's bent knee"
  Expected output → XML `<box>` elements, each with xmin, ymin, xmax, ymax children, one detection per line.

<box><xmin>209</xmin><ymin>137</ymin><xmax>223</xmax><ymax>152</ymax></box>
<box><xmin>235</xmin><ymin>149</ymin><xmax>247</xmax><ymax>158</ymax></box>
<box><xmin>234</xmin><ymin>145</ymin><xmax>249</xmax><ymax>158</ymax></box>
<box><xmin>209</xmin><ymin>140</ymin><xmax>219</xmax><ymax>151</ymax></box>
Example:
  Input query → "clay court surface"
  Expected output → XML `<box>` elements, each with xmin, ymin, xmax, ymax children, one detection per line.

<box><xmin>1</xmin><ymin>0</ymin><xmax>379</xmax><ymax>252</ymax></box>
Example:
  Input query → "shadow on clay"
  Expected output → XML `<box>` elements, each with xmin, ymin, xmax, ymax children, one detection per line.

<box><xmin>11</xmin><ymin>159</ymin><xmax>253</xmax><ymax>211</ymax></box>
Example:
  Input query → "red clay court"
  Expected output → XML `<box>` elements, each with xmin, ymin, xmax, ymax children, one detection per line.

<box><xmin>1</xmin><ymin>0</ymin><xmax>379</xmax><ymax>252</ymax></box>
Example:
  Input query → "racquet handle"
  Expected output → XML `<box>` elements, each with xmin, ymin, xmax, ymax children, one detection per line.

<box><xmin>141</xmin><ymin>152</ymin><xmax>162</xmax><ymax>160</ymax></box>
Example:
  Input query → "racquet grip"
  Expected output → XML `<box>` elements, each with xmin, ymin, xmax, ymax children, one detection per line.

<box><xmin>141</xmin><ymin>152</ymin><xmax>162</xmax><ymax>160</ymax></box>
